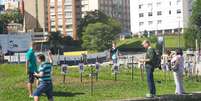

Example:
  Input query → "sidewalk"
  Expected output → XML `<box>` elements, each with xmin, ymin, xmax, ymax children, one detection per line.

<box><xmin>112</xmin><ymin>92</ymin><xmax>201</xmax><ymax>101</ymax></box>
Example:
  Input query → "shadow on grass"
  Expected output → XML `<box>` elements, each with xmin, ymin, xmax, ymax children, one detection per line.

<box><xmin>53</xmin><ymin>91</ymin><xmax>85</xmax><ymax>97</ymax></box>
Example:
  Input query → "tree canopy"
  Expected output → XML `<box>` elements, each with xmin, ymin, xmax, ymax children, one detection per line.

<box><xmin>0</xmin><ymin>9</ymin><xmax>23</xmax><ymax>33</ymax></box>
<box><xmin>183</xmin><ymin>0</ymin><xmax>201</xmax><ymax>49</ymax></box>
<box><xmin>79</xmin><ymin>10</ymin><xmax>121</xmax><ymax>51</ymax></box>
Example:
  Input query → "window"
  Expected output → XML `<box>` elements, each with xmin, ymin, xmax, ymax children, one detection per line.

<box><xmin>169</xmin><ymin>1</ymin><xmax>171</xmax><ymax>6</ymax></box>
<box><xmin>148</xmin><ymin>21</ymin><xmax>153</xmax><ymax>25</ymax></box>
<box><xmin>169</xmin><ymin>10</ymin><xmax>171</xmax><ymax>15</ymax></box>
<box><xmin>139</xmin><ymin>13</ymin><xmax>144</xmax><ymax>17</ymax></box>
<box><xmin>148</xmin><ymin>3</ymin><xmax>152</xmax><ymax>8</ymax></box>
<box><xmin>148</xmin><ymin>12</ymin><xmax>153</xmax><ymax>16</ymax></box>
<box><xmin>157</xmin><ymin>11</ymin><xmax>162</xmax><ymax>16</ymax></box>
<box><xmin>157</xmin><ymin>20</ymin><xmax>162</xmax><ymax>24</ymax></box>
<box><xmin>157</xmin><ymin>2</ymin><xmax>161</xmax><ymax>7</ymax></box>
<box><xmin>177</xmin><ymin>9</ymin><xmax>181</xmax><ymax>14</ymax></box>
<box><xmin>139</xmin><ymin>22</ymin><xmax>144</xmax><ymax>26</ymax></box>
<box><xmin>177</xmin><ymin>0</ymin><xmax>181</xmax><ymax>5</ymax></box>
<box><xmin>139</xmin><ymin>4</ymin><xmax>143</xmax><ymax>9</ymax></box>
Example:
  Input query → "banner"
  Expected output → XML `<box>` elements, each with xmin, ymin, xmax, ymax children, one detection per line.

<box><xmin>0</xmin><ymin>33</ymin><xmax>32</xmax><ymax>53</ymax></box>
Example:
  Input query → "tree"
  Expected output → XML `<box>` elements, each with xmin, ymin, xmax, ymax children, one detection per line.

<box><xmin>79</xmin><ymin>10</ymin><xmax>121</xmax><ymax>51</ymax></box>
<box><xmin>183</xmin><ymin>0</ymin><xmax>201</xmax><ymax>49</ymax></box>
<box><xmin>82</xmin><ymin>22</ymin><xmax>118</xmax><ymax>51</ymax></box>
<box><xmin>0</xmin><ymin>9</ymin><xmax>23</xmax><ymax>33</ymax></box>
<box><xmin>48</xmin><ymin>31</ymin><xmax>63</xmax><ymax>54</ymax></box>
<box><xmin>191</xmin><ymin>0</ymin><xmax>201</xmax><ymax>31</ymax></box>
<box><xmin>183</xmin><ymin>27</ymin><xmax>198</xmax><ymax>49</ymax></box>
<box><xmin>77</xmin><ymin>10</ymin><xmax>121</xmax><ymax>39</ymax></box>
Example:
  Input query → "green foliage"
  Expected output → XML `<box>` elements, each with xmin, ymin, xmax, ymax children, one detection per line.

<box><xmin>77</xmin><ymin>10</ymin><xmax>109</xmax><ymax>38</ymax></box>
<box><xmin>148</xmin><ymin>35</ymin><xmax>157</xmax><ymax>43</ymax></box>
<box><xmin>191</xmin><ymin>0</ymin><xmax>201</xmax><ymax>30</ymax></box>
<box><xmin>184</xmin><ymin>0</ymin><xmax>201</xmax><ymax>49</ymax></box>
<box><xmin>80</xmin><ymin>10</ymin><xmax>121</xmax><ymax>51</ymax></box>
<box><xmin>48</xmin><ymin>32</ymin><xmax>82</xmax><ymax>52</ymax></box>
<box><xmin>48</xmin><ymin>31</ymin><xmax>63</xmax><ymax>54</ymax></box>
<box><xmin>0</xmin><ymin>9</ymin><xmax>23</xmax><ymax>33</ymax></box>
<box><xmin>183</xmin><ymin>28</ymin><xmax>198</xmax><ymax>49</ymax></box>
<box><xmin>82</xmin><ymin>22</ymin><xmax>117</xmax><ymax>51</ymax></box>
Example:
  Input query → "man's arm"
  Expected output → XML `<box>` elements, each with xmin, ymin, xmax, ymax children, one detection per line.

<box><xmin>48</xmin><ymin>50</ymin><xmax>53</xmax><ymax>64</ymax></box>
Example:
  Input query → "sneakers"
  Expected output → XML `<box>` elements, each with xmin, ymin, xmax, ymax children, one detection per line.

<box><xmin>145</xmin><ymin>93</ymin><xmax>156</xmax><ymax>98</ymax></box>
<box><xmin>29</xmin><ymin>95</ymin><xmax>33</xmax><ymax>98</ymax></box>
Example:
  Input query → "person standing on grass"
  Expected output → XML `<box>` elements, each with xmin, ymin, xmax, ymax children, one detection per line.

<box><xmin>25</xmin><ymin>43</ymin><xmax>38</xmax><ymax>97</ymax></box>
<box><xmin>110</xmin><ymin>42</ymin><xmax>120</xmax><ymax>73</ymax></box>
<box><xmin>110</xmin><ymin>42</ymin><xmax>119</xmax><ymax>64</ymax></box>
<box><xmin>171</xmin><ymin>49</ymin><xmax>185</xmax><ymax>95</ymax></box>
<box><xmin>33</xmin><ymin>51</ymin><xmax>54</xmax><ymax>101</ymax></box>
<box><xmin>140</xmin><ymin>40</ymin><xmax>156</xmax><ymax>98</ymax></box>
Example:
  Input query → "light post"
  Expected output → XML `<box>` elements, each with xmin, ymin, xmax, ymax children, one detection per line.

<box><xmin>178</xmin><ymin>16</ymin><xmax>181</xmax><ymax>48</ymax></box>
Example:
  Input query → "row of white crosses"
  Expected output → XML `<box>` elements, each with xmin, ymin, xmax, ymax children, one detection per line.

<box><xmin>60</xmin><ymin>61</ymin><xmax>100</xmax><ymax>83</ymax></box>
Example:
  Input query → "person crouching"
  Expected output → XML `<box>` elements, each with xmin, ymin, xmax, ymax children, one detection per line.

<box><xmin>33</xmin><ymin>51</ymin><xmax>54</xmax><ymax>101</ymax></box>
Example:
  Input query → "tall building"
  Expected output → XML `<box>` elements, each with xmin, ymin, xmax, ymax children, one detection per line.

<box><xmin>130</xmin><ymin>0</ymin><xmax>193</xmax><ymax>35</ymax></box>
<box><xmin>48</xmin><ymin>0</ymin><xmax>80</xmax><ymax>40</ymax></box>
<box><xmin>23</xmin><ymin>0</ymin><xmax>48</xmax><ymax>32</ymax></box>
<box><xmin>4</xmin><ymin>0</ymin><xmax>19</xmax><ymax>10</ymax></box>
<box><xmin>47</xmin><ymin>0</ymin><xmax>130</xmax><ymax>40</ymax></box>
<box><xmin>83</xmin><ymin>0</ymin><xmax>131</xmax><ymax>33</ymax></box>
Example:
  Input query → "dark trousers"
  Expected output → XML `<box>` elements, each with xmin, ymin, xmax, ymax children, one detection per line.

<box><xmin>145</xmin><ymin>64</ymin><xmax>156</xmax><ymax>95</ymax></box>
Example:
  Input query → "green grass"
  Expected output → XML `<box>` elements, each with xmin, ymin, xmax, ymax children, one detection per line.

<box><xmin>1</xmin><ymin>64</ymin><xmax>201</xmax><ymax>101</ymax></box>
<box><xmin>164</xmin><ymin>35</ymin><xmax>185</xmax><ymax>48</ymax></box>
<box><xmin>117</xmin><ymin>35</ymin><xmax>185</xmax><ymax>51</ymax></box>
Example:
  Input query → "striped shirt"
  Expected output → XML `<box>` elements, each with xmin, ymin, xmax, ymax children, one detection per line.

<box><xmin>38</xmin><ymin>62</ymin><xmax>52</xmax><ymax>82</ymax></box>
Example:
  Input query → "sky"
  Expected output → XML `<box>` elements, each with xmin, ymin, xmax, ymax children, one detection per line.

<box><xmin>0</xmin><ymin>0</ymin><xmax>4</xmax><ymax>5</ymax></box>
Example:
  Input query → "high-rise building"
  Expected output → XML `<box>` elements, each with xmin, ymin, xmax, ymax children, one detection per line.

<box><xmin>130</xmin><ymin>0</ymin><xmax>193</xmax><ymax>35</ymax></box>
<box><xmin>4</xmin><ymin>0</ymin><xmax>19</xmax><ymax>10</ymax></box>
<box><xmin>48</xmin><ymin>0</ymin><xmax>80</xmax><ymax>40</ymax></box>
<box><xmin>82</xmin><ymin>0</ymin><xmax>131</xmax><ymax>33</ymax></box>
<box><xmin>23</xmin><ymin>0</ymin><xmax>48</xmax><ymax>32</ymax></box>
<box><xmin>47</xmin><ymin>0</ymin><xmax>130</xmax><ymax>40</ymax></box>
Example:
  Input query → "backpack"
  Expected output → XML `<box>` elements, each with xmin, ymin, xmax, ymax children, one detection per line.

<box><xmin>152</xmin><ymin>49</ymin><xmax>162</xmax><ymax>69</ymax></box>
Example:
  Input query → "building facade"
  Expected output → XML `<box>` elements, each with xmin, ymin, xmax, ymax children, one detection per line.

<box><xmin>83</xmin><ymin>0</ymin><xmax>131</xmax><ymax>33</ymax></box>
<box><xmin>4</xmin><ymin>0</ymin><xmax>19</xmax><ymax>10</ymax></box>
<box><xmin>48</xmin><ymin>0</ymin><xmax>80</xmax><ymax>40</ymax></box>
<box><xmin>47</xmin><ymin>0</ymin><xmax>130</xmax><ymax>40</ymax></box>
<box><xmin>130</xmin><ymin>0</ymin><xmax>193</xmax><ymax>35</ymax></box>
<box><xmin>23</xmin><ymin>0</ymin><xmax>48</xmax><ymax>32</ymax></box>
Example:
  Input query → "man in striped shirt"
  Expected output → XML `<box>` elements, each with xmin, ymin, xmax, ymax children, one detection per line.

<box><xmin>33</xmin><ymin>51</ymin><xmax>54</xmax><ymax>101</ymax></box>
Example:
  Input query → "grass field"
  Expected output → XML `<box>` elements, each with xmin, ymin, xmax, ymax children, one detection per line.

<box><xmin>0</xmin><ymin>64</ymin><xmax>201</xmax><ymax>101</ymax></box>
<box><xmin>117</xmin><ymin>35</ymin><xmax>185</xmax><ymax>51</ymax></box>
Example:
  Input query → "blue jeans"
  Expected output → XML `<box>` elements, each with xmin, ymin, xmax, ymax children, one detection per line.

<box><xmin>33</xmin><ymin>81</ymin><xmax>53</xmax><ymax>100</ymax></box>
<box><xmin>145</xmin><ymin>64</ymin><xmax>156</xmax><ymax>95</ymax></box>
<box><xmin>112</xmin><ymin>58</ymin><xmax>117</xmax><ymax>64</ymax></box>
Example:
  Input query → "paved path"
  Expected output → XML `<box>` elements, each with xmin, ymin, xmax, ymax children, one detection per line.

<box><xmin>110</xmin><ymin>92</ymin><xmax>201</xmax><ymax>101</ymax></box>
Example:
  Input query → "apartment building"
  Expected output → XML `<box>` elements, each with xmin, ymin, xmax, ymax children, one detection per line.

<box><xmin>82</xmin><ymin>0</ymin><xmax>131</xmax><ymax>32</ymax></box>
<box><xmin>4</xmin><ymin>0</ymin><xmax>19</xmax><ymax>10</ymax></box>
<box><xmin>48</xmin><ymin>0</ymin><xmax>80</xmax><ymax>40</ymax></box>
<box><xmin>130</xmin><ymin>0</ymin><xmax>193</xmax><ymax>35</ymax></box>
<box><xmin>23</xmin><ymin>0</ymin><xmax>48</xmax><ymax>32</ymax></box>
<box><xmin>47</xmin><ymin>0</ymin><xmax>130</xmax><ymax>40</ymax></box>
